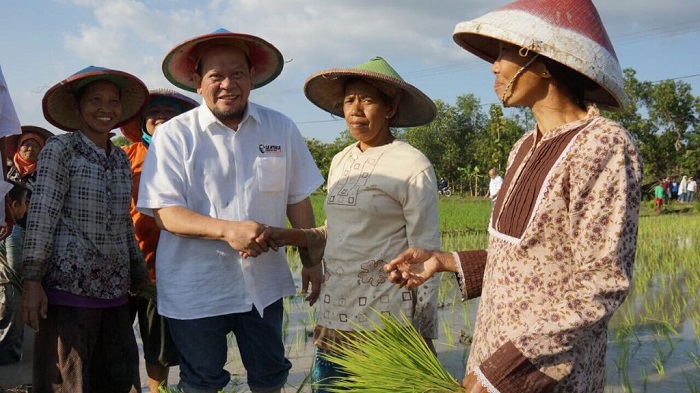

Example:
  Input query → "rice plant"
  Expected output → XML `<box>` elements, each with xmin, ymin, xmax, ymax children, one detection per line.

<box><xmin>319</xmin><ymin>311</ymin><xmax>465</xmax><ymax>392</ymax></box>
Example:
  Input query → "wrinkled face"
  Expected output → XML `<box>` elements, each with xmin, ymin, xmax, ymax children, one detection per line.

<box><xmin>77</xmin><ymin>80</ymin><xmax>123</xmax><ymax>134</ymax></box>
<box><xmin>491</xmin><ymin>42</ymin><xmax>547</xmax><ymax>107</ymax></box>
<box><xmin>193</xmin><ymin>45</ymin><xmax>254</xmax><ymax>128</ymax></box>
<box><xmin>143</xmin><ymin>103</ymin><xmax>181</xmax><ymax>136</ymax></box>
<box><xmin>342</xmin><ymin>80</ymin><xmax>396</xmax><ymax>150</ymax></box>
<box><xmin>19</xmin><ymin>139</ymin><xmax>42</xmax><ymax>162</ymax></box>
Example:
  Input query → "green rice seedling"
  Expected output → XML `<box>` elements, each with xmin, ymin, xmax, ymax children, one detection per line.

<box><xmin>319</xmin><ymin>311</ymin><xmax>465</xmax><ymax>392</ymax></box>
<box><xmin>652</xmin><ymin>355</ymin><xmax>666</xmax><ymax>377</ymax></box>
<box><xmin>691</xmin><ymin>351</ymin><xmax>700</xmax><ymax>368</ymax></box>
<box><xmin>440</xmin><ymin>314</ymin><xmax>454</xmax><ymax>346</ymax></box>
<box><xmin>282</xmin><ymin>295</ymin><xmax>292</xmax><ymax>342</ymax></box>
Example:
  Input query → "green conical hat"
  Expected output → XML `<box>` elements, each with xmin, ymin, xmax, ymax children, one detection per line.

<box><xmin>303</xmin><ymin>57</ymin><xmax>436</xmax><ymax>128</ymax></box>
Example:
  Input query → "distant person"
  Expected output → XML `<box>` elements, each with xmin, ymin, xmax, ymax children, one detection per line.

<box><xmin>268</xmin><ymin>57</ymin><xmax>441</xmax><ymax>392</ymax></box>
<box><xmin>687</xmin><ymin>177</ymin><xmax>696</xmax><ymax>203</ymax></box>
<box><xmin>438</xmin><ymin>177</ymin><xmax>447</xmax><ymax>191</ymax></box>
<box><xmin>678</xmin><ymin>175</ymin><xmax>688</xmax><ymax>202</ymax></box>
<box><xmin>21</xmin><ymin>66</ymin><xmax>149</xmax><ymax>392</ymax></box>
<box><xmin>655</xmin><ymin>180</ymin><xmax>665</xmax><ymax>214</ymax></box>
<box><xmin>137</xmin><ymin>29</ymin><xmax>324</xmax><ymax>393</ymax></box>
<box><xmin>5</xmin><ymin>126</ymin><xmax>53</xmax><ymax>191</ymax></box>
<box><xmin>485</xmin><ymin>168</ymin><xmax>503</xmax><ymax>207</ymax></box>
<box><xmin>121</xmin><ymin>89</ymin><xmax>198</xmax><ymax>393</ymax></box>
<box><xmin>385</xmin><ymin>0</ymin><xmax>643</xmax><ymax>391</ymax></box>
<box><xmin>3</xmin><ymin>126</ymin><xmax>54</xmax><ymax>301</ymax></box>
<box><xmin>670</xmin><ymin>177</ymin><xmax>679</xmax><ymax>201</ymax></box>
<box><xmin>0</xmin><ymin>181</ymin><xmax>29</xmax><ymax>365</ymax></box>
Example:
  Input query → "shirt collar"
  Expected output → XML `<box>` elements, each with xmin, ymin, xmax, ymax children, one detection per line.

<box><xmin>196</xmin><ymin>101</ymin><xmax>261</xmax><ymax>132</ymax></box>
<box><xmin>74</xmin><ymin>131</ymin><xmax>114</xmax><ymax>158</ymax></box>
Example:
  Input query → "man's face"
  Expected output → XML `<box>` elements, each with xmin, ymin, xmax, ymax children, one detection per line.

<box><xmin>193</xmin><ymin>45</ymin><xmax>254</xmax><ymax>127</ymax></box>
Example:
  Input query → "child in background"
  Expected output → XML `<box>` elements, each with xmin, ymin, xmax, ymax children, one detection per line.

<box><xmin>655</xmin><ymin>180</ymin><xmax>665</xmax><ymax>214</ymax></box>
<box><xmin>0</xmin><ymin>181</ymin><xmax>30</xmax><ymax>364</ymax></box>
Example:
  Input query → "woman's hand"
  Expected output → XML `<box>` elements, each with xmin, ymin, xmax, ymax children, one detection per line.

<box><xmin>383</xmin><ymin>248</ymin><xmax>450</xmax><ymax>289</ymax></box>
<box><xmin>22</xmin><ymin>280</ymin><xmax>48</xmax><ymax>332</ymax></box>
<box><xmin>462</xmin><ymin>373</ymin><xmax>488</xmax><ymax>393</ymax></box>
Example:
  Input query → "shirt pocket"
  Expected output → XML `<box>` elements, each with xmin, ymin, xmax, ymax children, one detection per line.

<box><xmin>255</xmin><ymin>156</ymin><xmax>286</xmax><ymax>192</ymax></box>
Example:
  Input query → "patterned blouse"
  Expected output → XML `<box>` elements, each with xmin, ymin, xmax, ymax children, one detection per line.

<box><xmin>454</xmin><ymin>107</ymin><xmax>643</xmax><ymax>393</ymax></box>
<box><xmin>21</xmin><ymin>132</ymin><xmax>147</xmax><ymax>300</ymax></box>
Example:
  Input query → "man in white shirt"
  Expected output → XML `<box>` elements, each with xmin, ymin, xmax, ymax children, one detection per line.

<box><xmin>137</xmin><ymin>29</ymin><xmax>324</xmax><ymax>393</ymax></box>
<box><xmin>486</xmin><ymin>168</ymin><xmax>504</xmax><ymax>208</ymax></box>
<box><xmin>687</xmin><ymin>177</ymin><xmax>697</xmax><ymax>203</ymax></box>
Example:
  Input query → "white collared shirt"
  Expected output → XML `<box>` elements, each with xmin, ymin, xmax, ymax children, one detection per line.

<box><xmin>0</xmin><ymin>66</ymin><xmax>24</xmax><ymax>227</ymax></box>
<box><xmin>0</xmin><ymin>66</ymin><xmax>21</xmax><ymax>138</ymax></box>
<box><xmin>489</xmin><ymin>175</ymin><xmax>503</xmax><ymax>199</ymax></box>
<box><xmin>137</xmin><ymin>102</ymin><xmax>323</xmax><ymax>319</ymax></box>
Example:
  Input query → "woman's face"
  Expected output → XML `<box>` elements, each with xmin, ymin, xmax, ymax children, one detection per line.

<box><xmin>342</xmin><ymin>80</ymin><xmax>396</xmax><ymax>150</ymax></box>
<box><xmin>19</xmin><ymin>139</ymin><xmax>41</xmax><ymax>162</ymax></box>
<box><xmin>143</xmin><ymin>103</ymin><xmax>181</xmax><ymax>136</ymax></box>
<box><xmin>77</xmin><ymin>80</ymin><xmax>123</xmax><ymax>135</ymax></box>
<box><xmin>492</xmin><ymin>42</ymin><xmax>547</xmax><ymax>107</ymax></box>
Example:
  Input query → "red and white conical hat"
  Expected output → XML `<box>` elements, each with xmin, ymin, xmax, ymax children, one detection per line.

<box><xmin>453</xmin><ymin>0</ymin><xmax>628</xmax><ymax>111</ymax></box>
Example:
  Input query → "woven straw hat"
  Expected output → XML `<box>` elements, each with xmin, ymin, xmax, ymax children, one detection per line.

<box><xmin>5</xmin><ymin>125</ymin><xmax>54</xmax><ymax>158</ymax></box>
<box><xmin>304</xmin><ymin>57</ymin><xmax>437</xmax><ymax>127</ymax></box>
<box><xmin>42</xmin><ymin>66</ymin><xmax>149</xmax><ymax>132</ymax></box>
<box><xmin>453</xmin><ymin>0</ymin><xmax>628</xmax><ymax>111</ymax></box>
<box><xmin>120</xmin><ymin>88</ymin><xmax>199</xmax><ymax>142</ymax></box>
<box><xmin>162</xmin><ymin>28</ymin><xmax>284</xmax><ymax>92</ymax></box>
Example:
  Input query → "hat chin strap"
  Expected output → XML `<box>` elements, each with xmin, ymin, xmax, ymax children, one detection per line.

<box><xmin>500</xmin><ymin>53</ymin><xmax>540</xmax><ymax>106</ymax></box>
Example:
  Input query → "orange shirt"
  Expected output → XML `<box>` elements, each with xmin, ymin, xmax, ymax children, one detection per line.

<box><xmin>123</xmin><ymin>142</ymin><xmax>159</xmax><ymax>283</ymax></box>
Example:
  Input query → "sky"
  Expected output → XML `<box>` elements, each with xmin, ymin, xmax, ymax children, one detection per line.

<box><xmin>1</xmin><ymin>0</ymin><xmax>699</xmax><ymax>142</ymax></box>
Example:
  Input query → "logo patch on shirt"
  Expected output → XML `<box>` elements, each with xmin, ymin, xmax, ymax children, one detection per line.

<box><xmin>259</xmin><ymin>144</ymin><xmax>282</xmax><ymax>155</ymax></box>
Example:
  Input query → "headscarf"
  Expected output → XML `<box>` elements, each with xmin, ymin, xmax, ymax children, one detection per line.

<box><xmin>12</xmin><ymin>132</ymin><xmax>45</xmax><ymax>177</ymax></box>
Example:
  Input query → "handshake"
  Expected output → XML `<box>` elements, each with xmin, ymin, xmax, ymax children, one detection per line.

<box><xmin>232</xmin><ymin>222</ymin><xmax>327</xmax><ymax>269</ymax></box>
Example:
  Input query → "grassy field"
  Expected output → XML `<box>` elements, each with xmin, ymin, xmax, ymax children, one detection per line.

<box><xmin>302</xmin><ymin>193</ymin><xmax>700</xmax><ymax>392</ymax></box>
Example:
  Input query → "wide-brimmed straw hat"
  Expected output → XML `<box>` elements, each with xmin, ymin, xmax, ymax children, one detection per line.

<box><xmin>42</xmin><ymin>66</ymin><xmax>149</xmax><ymax>132</ymax></box>
<box><xmin>119</xmin><ymin>88</ymin><xmax>199</xmax><ymax>142</ymax></box>
<box><xmin>5</xmin><ymin>126</ymin><xmax>54</xmax><ymax>158</ymax></box>
<box><xmin>452</xmin><ymin>0</ymin><xmax>628</xmax><ymax>111</ymax></box>
<box><xmin>162</xmin><ymin>28</ymin><xmax>284</xmax><ymax>92</ymax></box>
<box><xmin>304</xmin><ymin>57</ymin><xmax>437</xmax><ymax>127</ymax></box>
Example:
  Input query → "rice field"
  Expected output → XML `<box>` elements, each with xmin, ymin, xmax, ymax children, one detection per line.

<box><xmin>315</xmin><ymin>194</ymin><xmax>699</xmax><ymax>392</ymax></box>
<box><xmin>168</xmin><ymin>195</ymin><xmax>700</xmax><ymax>392</ymax></box>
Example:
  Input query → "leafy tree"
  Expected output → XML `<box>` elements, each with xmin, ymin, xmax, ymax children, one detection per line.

<box><xmin>306</xmin><ymin>129</ymin><xmax>356</xmax><ymax>181</ymax></box>
<box><xmin>610</xmin><ymin>69</ymin><xmax>698</xmax><ymax>182</ymax></box>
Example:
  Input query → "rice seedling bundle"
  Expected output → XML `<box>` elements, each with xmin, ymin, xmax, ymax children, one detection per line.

<box><xmin>320</xmin><ymin>312</ymin><xmax>465</xmax><ymax>392</ymax></box>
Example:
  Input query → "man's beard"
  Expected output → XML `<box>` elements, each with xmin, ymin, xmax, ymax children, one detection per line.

<box><xmin>212</xmin><ymin>106</ymin><xmax>245</xmax><ymax>122</ymax></box>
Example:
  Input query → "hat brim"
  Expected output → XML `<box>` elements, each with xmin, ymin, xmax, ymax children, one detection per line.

<box><xmin>162</xmin><ymin>31</ymin><xmax>284</xmax><ymax>92</ymax></box>
<box><xmin>453</xmin><ymin>10</ymin><xmax>628</xmax><ymax>111</ymax></box>
<box><xmin>5</xmin><ymin>126</ymin><xmax>54</xmax><ymax>158</ymax></box>
<box><xmin>303</xmin><ymin>68</ymin><xmax>437</xmax><ymax>128</ymax></box>
<box><xmin>120</xmin><ymin>89</ymin><xmax>199</xmax><ymax>142</ymax></box>
<box><xmin>42</xmin><ymin>69</ymin><xmax>149</xmax><ymax>132</ymax></box>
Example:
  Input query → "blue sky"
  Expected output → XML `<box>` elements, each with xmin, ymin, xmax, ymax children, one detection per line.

<box><xmin>1</xmin><ymin>0</ymin><xmax>699</xmax><ymax>142</ymax></box>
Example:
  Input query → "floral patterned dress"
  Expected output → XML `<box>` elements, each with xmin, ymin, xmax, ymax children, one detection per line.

<box><xmin>454</xmin><ymin>107</ymin><xmax>643</xmax><ymax>392</ymax></box>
